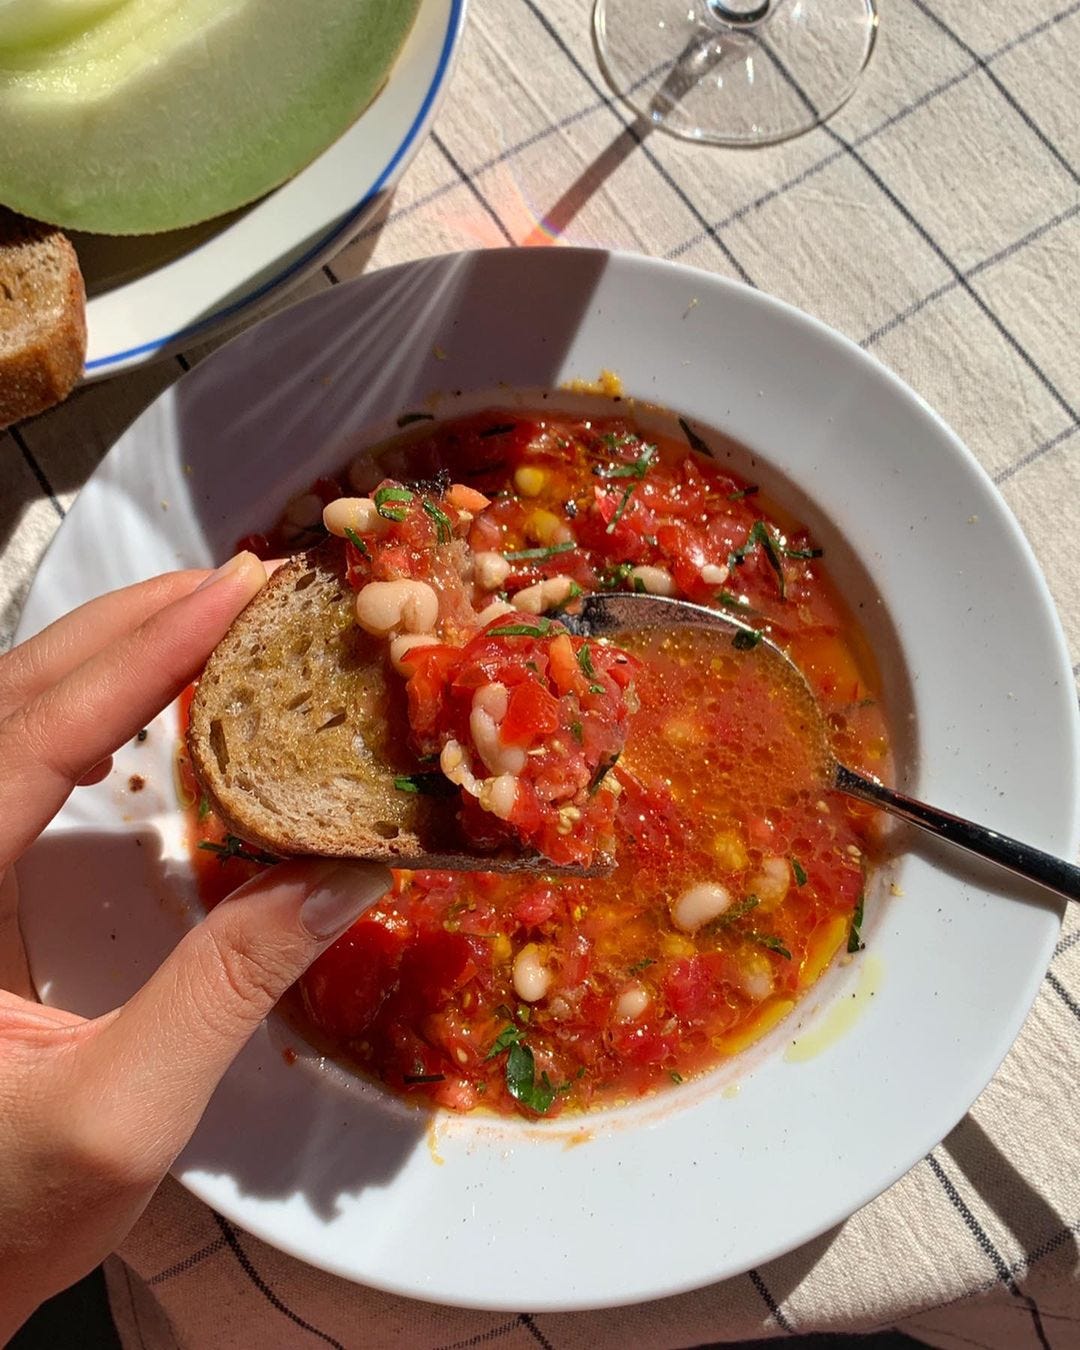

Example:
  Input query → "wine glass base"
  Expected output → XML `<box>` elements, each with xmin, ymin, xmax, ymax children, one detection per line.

<box><xmin>593</xmin><ymin>0</ymin><xmax>878</xmax><ymax>147</ymax></box>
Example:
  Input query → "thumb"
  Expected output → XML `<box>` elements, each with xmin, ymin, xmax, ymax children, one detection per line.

<box><xmin>86</xmin><ymin>859</ymin><xmax>390</xmax><ymax>1162</ymax></box>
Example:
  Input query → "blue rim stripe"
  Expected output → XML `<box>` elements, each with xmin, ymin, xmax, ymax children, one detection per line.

<box><xmin>84</xmin><ymin>0</ymin><xmax>466</xmax><ymax>374</ymax></box>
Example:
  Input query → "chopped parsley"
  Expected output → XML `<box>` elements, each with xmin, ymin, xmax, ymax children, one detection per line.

<box><xmin>569</xmin><ymin>720</ymin><xmax>584</xmax><ymax>744</ymax></box>
<box><xmin>197</xmin><ymin>793</ymin><xmax>212</xmax><ymax>822</ymax></box>
<box><xmin>627</xmin><ymin>957</ymin><xmax>656</xmax><ymax>974</ymax></box>
<box><xmin>503</xmin><ymin>540</ymin><xmax>575</xmax><ymax>561</ymax></box>
<box><xmin>343</xmin><ymin>526</ymin><xmax>370</xmax><ymax>558</ymax></box>
<box><xmin>198</xmin><ymin>835</ymin><xmax>280</xmax><ymax>866</ymax></box>
<box><xmin>749</xmin><ymin>932</ymin><xmax>793</xmax><ymax>960</ymax></box>
<box><xmin>603</xmin><ymin>562</ymin><xmax>636</xmax><ymax>589</ymax></box>
<box><xmin>588</xmin><ymin>752</ymin><xmax>620</xmax><ymax>794</ymax></box>
<box><xmin>732</xmin><ymin>628</ymin><xmax>762</xmax><ymax>651</ymax></box>
<box><xmin>489</xmin><ymin>620</ymin><xmax>555</xmax><ymax>638</ymax></box>
<box><xmin>505</xmin><ymin>1041</ymin><xmax>556</xmax><ymax>1114</ymax></box>
<box><xmin>848</xmin><ymin>893</ymin><xmax>866</xmax><ymax>953</ymax></box>
<box><xmin>718</xmin><ymin>894</ymin><xmax>760</xmax><ymax>925</ymax></box>
<box><xmin>595</xmin><ymin>442</ymin><xmax>657</xmax><ymax>480</ymax></box>
<box><xmin>373</xmin><ymin>485</ymin><xmax>414</xmax><ymax>522</ymax></box>
<box><xmin>422</xmin><ymin>498</ymin><xmax>453</xmax><ymax>544</ymax></box>
<box><xmin>784</xmin><ymin>545</ymin><xmax>824</xmax><ymax>559</ymax></box>
<box><xmin>677</xmin><ymin>417</ymin><xmax>713</xmax><ymax>458</ymax></box>
<box><xmin>576</xmin><ymin>644</ymin><xmax>597</xmax><ymax>678</ymax></box>
<box><xmin>393</xmin><ymin>773</ymin><xmax>457</xmax><ymax>796</ymax></box>
<box><xmin>728</xmin><ymin>485</ymin><xmax>760</xmax><ymax>502</ymax></box>
<box><xmin>485</xmin><ymin>1024</ymin><xmax>524</xmax><ymax>1059</ymax></box>
<box><xmin>669</xmin><ymin>1070</ymin><xmax>684</xmax><ymax>1085</ymax></box>
<box><xmin>791</xmin><ymin>856</ymin><xmax>808</xmax><ymax>887</ymax></box>
<box><xmin>729</xmin><ymin>520</ymin><xmax>787</xmax><ymax>599</ymax></box>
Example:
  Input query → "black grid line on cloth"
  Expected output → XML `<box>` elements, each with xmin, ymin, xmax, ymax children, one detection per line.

<box><xmin>664</xmin><ymin>0</ymin><xmax>1080</xmax><ymax>267</ymax></box>
<box><xmin>908</xmin><ymin>0</ymin><xmax>1080</xmax><ymax>187</ymax></box>
<box><xmin>1047</xmin><ymin>970</ymin><xmax>1080</xmax><ymax>1023</ymax></box>
<box><xmin>518</xmin><ymin>1312</ymin><xmax>554</xmax><ymax>1349</ymax></box>
<box><xmin>747</xmin><ymin>1267</ymin><xmax>795</xmax><ymax>1334</ymax></box>
<box><xmin>433</xmin><ymin>1317</ymin><xmax>524</xmax><ymax>1350</ymax></box>
<box><xmin>903</xmin><ymin>1322</ymin><xmax>996</xmax><ymax>1350</ymax></box>
<box><xmin>148</xmin><ymin>1235</ymin><xmax>228</xmax><ymax>1286</ymax></box>
<box><xmin>175</xmin><ymin>352</ymin><xmax>191</xmax><ymax>372</ymax></box>
<box><xmin>322</xmin><ymin>263</ymin><xmax>340</xmax><ymax>285</ymax></box>
<box><xmin>432</xmin><ymin>130</ymin><xmax>516</xmax><ymax>246</ymax></box>
<box><xmin>518</xmin><ymin>0</ymin><xmax>756</xmax><ymax>286</ymax></box>
<box><xmin>861</xmin><ymin>200</ymin><xmax>1080</xmax><ymax>350</ymax></box>
<box><xmin>993</xmin><ymin>422</ymin><xmax>1079</xmax><ymax>486</ymax></box>
<box><xmin>924</xmin><ymin>1153</ymin><xmax>1053</xmax><ymax>1350</ymax></box>
<box><xmin>1054</xmin><ymin>927</ymin><xmax>1080</xmax><ymax>958</ymax></box>
<box><xmin>7</xmin><ymin>424</ymin><xmax>65</xmax><ymax>520</ymax></box>
<box><xmin>752</xmin><ymin>39</ymin><xmax>1080</xmax><ymax>434</ymax></box>
<box><xmin>211</xmin><ymin>1213</ymin><xmax>347</xmax><ymax>1350</ymax></box>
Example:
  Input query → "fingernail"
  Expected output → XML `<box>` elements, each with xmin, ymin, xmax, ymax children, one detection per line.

<box><xmin>195</xmin><ymin>551</ymin><xmax>263</xmax><ymax>593</ymax></box>
<box><xmin>300</xmin><ymin>862</ymin><xmax>393</xmax><ymax>940</ymax></box>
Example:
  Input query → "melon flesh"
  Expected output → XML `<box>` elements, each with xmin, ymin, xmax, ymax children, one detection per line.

<box><xmin>0</xmin><ymin>0</ymin><xmax>421</xmax><ymax>234</ymax></box>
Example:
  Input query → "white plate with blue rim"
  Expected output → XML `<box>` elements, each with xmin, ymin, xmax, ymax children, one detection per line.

<box><xmin>15</xmin><ymin>248</ymin><xmax>1079</xmax><ymax>1309</ymax></box>
<box><xmin>75</xmin><ymin>0</ymin><xmax>466</xmax><ymax>380</ymax></box>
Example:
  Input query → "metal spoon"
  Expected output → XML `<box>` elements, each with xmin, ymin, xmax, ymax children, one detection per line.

<box><xmin>556</xmin><ymin>591</ymin><xmax>1080</xmax><ymax>904</ymax></box>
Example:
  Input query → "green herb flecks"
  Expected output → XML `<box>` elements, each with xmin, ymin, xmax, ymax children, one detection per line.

<box><xmin>791</xmin><ymin>856</ymin><xmax>808</xmax><ymax>887</ymax></box>
<box><xmin>422</xmin><ymin>498</ymin><xmax>453</xmax><ymax>544</ymax></box>
<box><xmin>784</xmin><ymin>545</ymin><xmax>824</xmax><ymax>559</ymax></box>
<box><xmin>549</xmin><ymin>580</ymin><xmax>583</xmax><ymax>615</ymax></box>
<box><xmin>603</xmin><ymin>562</ymin><xmax>636</xmax><ymax>590</ymax></box>
<box><xmin>343</xmin><ymin>526</ymin><xmax>370</xmax><ymax>558</ymax></box>
<box><xmin>197</xmin><ymin>794</ymin><xmax>212</xmax><ymax>823</ymax></box>
<box><xmin>373</xmin><ymin>485</ymin><xmax>415</xmax><ymax>522</ymax></box>
<box><xmin>396</xmin><ymin>411</ymin><xmax>435</xmax><ymax>428</ymax></box>
<box><xmin>728</xmin><ymin>485</ymin><xmax>760</xmax><ymax>502</ymax></box>
<box><xmin>627</xmin><ymin>957</ymin><xmax>656</xmax><ymax>974</ymax></box>
<box><xmin>393</xmin><ymin>773</ymin><xmax>457</xmax><ymax>797</ymax></box>
<box><xmin>729</xmin><ymin>520</ymin><xmax>787</xmax><ymax>599</ymax></box>
<box><xmin>489</xmin><ymin>620</ymin><xmax>555</xmax><ymax>639</ymax></box>
<box><xmin>485</xmin><ymin>1025</ymin><xmax>524</xmax><ymax>1060</ymax></box>
<box><xmin>678</xmin><ymin>417</ymin><xmax>714</xmax><ymax>458</ymax></box>
<box><xmin>732</xmin><ymin>628</ymin><xmax>763</xmax><ymax>651</ymax></box>
<box><xmin>588</xmin><ymin>752</ymin><xmax>620</xmax><ymax>794</ymax></box>
<box><xmin>716</xmin><ymin>590</ymin><xmax>753</xmax><ymax>612</ymax></box>
<box><xmin>848</xmin><ymin>893</ymin><xmax>866</xmax><ymax>953</ymax></box>
<box><xmin>670</xmin><ymin>1070</ymin><xmax>684</xmax><ymax>1085</ymax></box>
<box><xmin>596</xmin><ymin>442</ymin><xmax>657</xmax><ymax>480</ymax></box>
<box><xmin>569</xmin><ymin>720</ymin><xmax>584</xmax><ymax>744</ymax></box>
<box><xmin>748</xmin><ymin>932</ymin><xmax>793</xmax><ymax>960</ymax></box>
<box><xmin>577</xmin><ymin>644</ymin><xmax>597</xmax><ymax>678</ymax></box>
<box><xmin>198</xmin><ymin>835</ymin><xmax>280</xmax><ymax>866</ymax></box>
<box><xmin>717</xmin><ymin>894</ymin><xmax>760</xmax><ymax>926</ymax></box>
<box><xmin>504</xmin><ymin>540</ymin><xmax>575</xmax><ymax>562</ymax></box>
<box><xmin>505</xmin><ymin>1041</ymin><xmax>556</xmax><ymax>1114</ymax></box>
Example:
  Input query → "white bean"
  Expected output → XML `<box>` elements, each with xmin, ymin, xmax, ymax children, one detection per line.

<box><xmin>389</xmin><ymin>633</ymin><xmax>437</xmax><ymax>674</ymax></box>
<box><xmin>323</xmin><ymin>496</ymin><xmax>387</xmax><ymax>537</ymax></box>
<box><xmin>354</xmin><ymin>579</ymin><xmax>439</xmax><ymax>636</ymax></box>
<box><xmin>474</xmin><ymin>550</ymin><xmax>511</xmax><ymax>591</ymax></box>
<box><xmin>513</xmin><ymin>943</ymin><xmax>552</xmax><ymax>1002</ymax></box>
<box><xmin>749</xmin><ymin>855</ymin><xmax>791</xmax><ymax>913</ymax></box>
<box><xmin>700</xmin><ymin>562</ymin><xmax>729</xmax><ymax>586</ymax></box>
<box><xmin>478</xmin><ymin>599</ymin><xmax>517</xmax><ymax>622</ymax></box>
<box><xmin>470</xmin><ymin>691</ymin><xmax>526</xmax><ymax>776</ymax></box>
<box><xmin>479</xmin><ymin>772</ymin><xmax>518</xmax><ymax>821</ymax></box>
<box><xmin>440</xmin><ymin>739</ymin><xmax>480</xmax><ymax>796</ymax></box>
<box><xmin>629</xmin><ymin>565</ymin><xmax>677</xmax><ymax>596</ymax></box>
<box><xmin>472</xmin><ymin>682</ymin><xmax>509</xmax><ymax>722</ymax></box>
<box><xmin>615</xmin><ymin>983</ymin><xmax>649</xmax><ymax>1022</ymax></box>
<box><xmin>740</xmin><ymin>961</ymin><xmax>774</xmax><ymax>1002</ymax></box>
<box><xmin>670</xmin><ymin>881</ymin><xmax>732</xmax><ymax>933</ymax></box>
<box><xmin>512</xmin><ymin>574</ymin><xmax>575</xmax><ymax>614</ymax></box>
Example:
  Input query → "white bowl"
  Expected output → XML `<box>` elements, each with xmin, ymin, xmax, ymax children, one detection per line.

<box><xmin>75</xmin><ymin>0</ymin><xmax>467</xmax><ymax>379</ymax></box>
<box><xmin>15</xmin><ymin>248</ymin><xmax>1078</xmax><ymax>1309</ymax></box>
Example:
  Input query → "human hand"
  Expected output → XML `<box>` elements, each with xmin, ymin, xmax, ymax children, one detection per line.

<box><xmin>0</xmin><ymin>556</ymin><xmax>390</xmax><ymax>1338</ymax></box>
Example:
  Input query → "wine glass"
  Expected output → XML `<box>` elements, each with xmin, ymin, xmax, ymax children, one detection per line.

<box><xmin>593</xmin><ymin>0</ymin><xmax>878</xmax><ymax>146</ymax></box>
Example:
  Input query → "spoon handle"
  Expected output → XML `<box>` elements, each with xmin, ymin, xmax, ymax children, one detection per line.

<box><xmin>834</xmin><ymin>764</ymin><xmax>1080</xmax><ymax>903</ymax></box>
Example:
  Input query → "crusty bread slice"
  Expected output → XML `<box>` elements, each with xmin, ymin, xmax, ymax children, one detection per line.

<box><xmin>188</xmin><ymin>542</ymin><xmax>611</xmax><ymax>875</ymax></box>
<box><xmin>0</xmin><ymin>209</ymin><xmax>87</xmax><ymax>430</ymax></box>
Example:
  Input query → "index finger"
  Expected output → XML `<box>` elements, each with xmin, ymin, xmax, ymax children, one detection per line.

<box><xmin>0</xmin><ymin>552</ymin><xmax>267</xmax><ymax>869</ymax></box>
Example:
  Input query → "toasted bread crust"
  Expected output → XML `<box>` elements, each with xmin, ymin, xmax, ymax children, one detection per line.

<box><xmin>0</xmin><ymin>210</ymin><xmax>86</xmax><ymax>430</ymax></box>
<box><xmin>188</xmin><ymin>542</ymin><xmax>610</xmax><ymax>875</ymax></box>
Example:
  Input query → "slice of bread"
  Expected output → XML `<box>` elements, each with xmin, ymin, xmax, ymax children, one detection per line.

<box><xmin>0</xmin><ymin>209</ymin><xmax>87</xmax><ymax>430</ymax></box>
<box><xmin>188</xmin><ymin>542</ymin><xmax>610</xmax><ymax>875</ymax></box>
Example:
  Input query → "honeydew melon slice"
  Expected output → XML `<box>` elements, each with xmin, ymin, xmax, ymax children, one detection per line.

<box><xmin>0</xmin><ymin>0</ymin><xmax>421</xmax><ymax>234</ymax></box>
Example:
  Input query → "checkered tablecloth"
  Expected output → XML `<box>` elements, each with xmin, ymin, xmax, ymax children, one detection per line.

<box><xmin>3</xmin><ymin>2</ymin><xmax>1079</xmax><ymax>1347</ymax></box>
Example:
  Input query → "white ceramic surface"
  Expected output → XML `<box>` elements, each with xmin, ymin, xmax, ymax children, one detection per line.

<box><xmin>15</xmin><ymin>249</ymin><xmax>1079</xmax><ymax>1310</ymax></box>
<box><xmin>77</xmin><ymin>0</ymin><xmax>466</xmax><ymax>378</ymax></box>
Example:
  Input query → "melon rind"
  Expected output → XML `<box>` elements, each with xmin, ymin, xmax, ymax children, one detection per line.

<box><xmin>0</xmin><ymin>0</ymin><xmax>422</xmax><ymax>234</ymax></box>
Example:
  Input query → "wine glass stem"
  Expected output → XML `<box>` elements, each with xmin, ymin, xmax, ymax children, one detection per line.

<box><xmin>709</xmin><ymin>1</ymin><xmax>772</xmax><ymax>26</ymax></box>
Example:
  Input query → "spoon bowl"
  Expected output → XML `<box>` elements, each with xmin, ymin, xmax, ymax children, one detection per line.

<box><xmin>559</xmin><ymin>591</ymin><xmax>1080</xmax><ymax>905</ymax></box>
